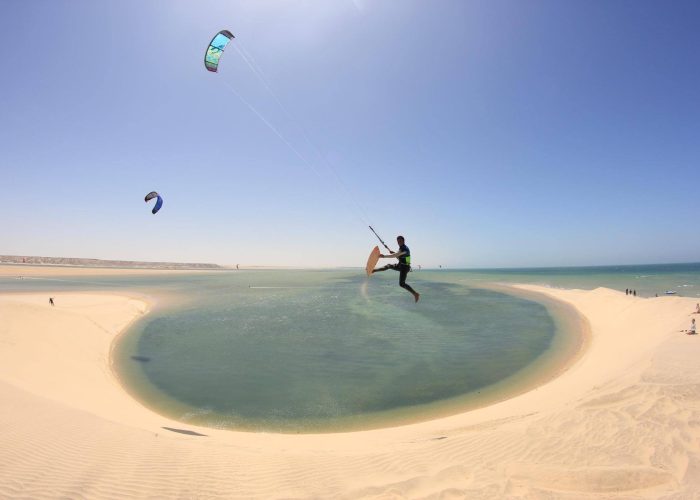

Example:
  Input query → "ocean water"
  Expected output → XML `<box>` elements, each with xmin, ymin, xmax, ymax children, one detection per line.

<box><xmin>447</xmin><ymin>262</ymin><xmax>700</xmax><ymax>298</ymax></box>
<box><xmin>2</xmin><ymin>262</ymin><xmax>699</xmax><ymax>432</ymax></box>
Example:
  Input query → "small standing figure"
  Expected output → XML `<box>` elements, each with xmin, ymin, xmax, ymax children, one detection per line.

<box><xmin>633</xmin><ymin>290</ymin><xmax>637</xmax><ymax>297</ymax></box>
<box><xmin>625</xmin><ymin>288</ymin><xmax>629</xmax><ymax>295</ymax></box>
<box><xmin>49</xmin><ymin>297</ymin><xmax>54</xmax><ymax>307</ymax></box>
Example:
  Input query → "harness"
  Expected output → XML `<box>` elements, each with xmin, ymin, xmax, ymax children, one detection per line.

<box><xmin>399</xmin><ymin>246</ymin><xmax>411</xmax><ymax>267</ymax></box>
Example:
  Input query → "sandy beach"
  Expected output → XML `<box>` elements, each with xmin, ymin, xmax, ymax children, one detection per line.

<box><xmin>0</xmin><ymin>264</ymin><xmax>223</xmax><ymax>278</ymax></box>
<box><xmin>2</xmin><ymin>271</ymin><xmax>700</xmax><ymax>498</ymax></box>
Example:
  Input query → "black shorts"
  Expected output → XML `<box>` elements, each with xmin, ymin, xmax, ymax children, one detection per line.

<box><xmin>387</xmin><ymin>263</ymin><xmax>411</xmax><ymax>285</ymax></box>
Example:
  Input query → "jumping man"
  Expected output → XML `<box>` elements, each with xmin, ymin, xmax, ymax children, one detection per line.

<box><xmin>372</xmin><ymin>235</ymin><xmax>420</xmax><ymax>302</ymax></box>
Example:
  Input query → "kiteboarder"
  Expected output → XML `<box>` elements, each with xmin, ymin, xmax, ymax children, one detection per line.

<box><xmin>372</xmin><ymin>236</ymin><xmax>420</xmax><ymax>303</ymax></box>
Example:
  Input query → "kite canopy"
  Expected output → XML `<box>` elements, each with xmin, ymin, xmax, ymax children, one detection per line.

<box><xmin>145</xmin><ymin>191</ymin><xmax>163</xmax><ymax>215</ymax></box>
<box><xmin>205</xmin><ymin>30</ymin><xmax>235</xmax><ymax>73</ymax></box>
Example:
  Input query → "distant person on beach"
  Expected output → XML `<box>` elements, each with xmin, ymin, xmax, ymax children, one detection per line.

<box><xmin>372</xmin><ymin>235</ymin><xmax>420</xmax><ymax>303</ymax></box>
<box><xmin>626</xmin><ymin>289</ymin><xmax>629</xmax><ymax>295</ymax></box>
<box><xmin>633</xmin><ymin>290</ymin><xmax>637</xmax><ymax>296</ymax></box>
<box><xmin>49</xmin><ymin>297</ymin><xmax>54</xmax><ymax>306</ymax></box>
<box><xmin>686</xmin><ymin>318</ymin><xmax>696</xmax><ymax>335</ymax></box>
<box><xmin>694</xmin><ymin>303</ymin><xmax>700</xmax><ymax>314</ymax></box>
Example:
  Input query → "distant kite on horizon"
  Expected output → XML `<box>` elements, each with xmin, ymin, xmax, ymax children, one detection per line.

<box><xmin>204</xmin><ymin>30</ymin><xmax>235</xmax><ymax>73</ymax></box>
<box><xmin>144</xmin><ymin>191</ymin><xmax>163</xmax><ymax>215</ymax></box>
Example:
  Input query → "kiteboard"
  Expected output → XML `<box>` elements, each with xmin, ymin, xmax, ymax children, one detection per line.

<box><xmin>365</xmin><ymin>246</ymin><xmax>380</xmax><ymax>276</ymax></box>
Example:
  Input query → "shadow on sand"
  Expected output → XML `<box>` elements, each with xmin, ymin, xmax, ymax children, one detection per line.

<box><xmin>161</xmin><ymin>427</ymin><xmax>207</xmax><ymax>437</ymax></box>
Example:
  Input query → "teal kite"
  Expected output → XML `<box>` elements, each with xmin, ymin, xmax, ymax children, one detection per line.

<box><xmin>205</xmin><ymin>30</ymin><xmax>234</xmax><ymax>73</ymax></box>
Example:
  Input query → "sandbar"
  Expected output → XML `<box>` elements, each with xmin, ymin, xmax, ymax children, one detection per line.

<box><xmin>1</xmin><ymin>274</ymin><xmax>700</xmax><ymax>497</ymax></box>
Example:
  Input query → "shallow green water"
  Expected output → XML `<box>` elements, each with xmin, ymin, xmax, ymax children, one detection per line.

<box><xmin>3</xmin><ymin>262</ymin><xmax>698</xmax><ymax>432</ymax></box>
<box><xmin>107</xmin><ymin>271</ymin><xmax>560</xmax><ymax>432</ymax></box>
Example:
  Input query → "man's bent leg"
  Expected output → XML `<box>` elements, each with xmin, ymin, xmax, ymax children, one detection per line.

<box><xmin>372</xmin><ymin>264</ymin><xmax>397</xmax><ymax>273</ymax></box>
<box><xmin>399</xmin><ymin>267</ymin><xmax>419</xmax><ymax>301</ymax></box>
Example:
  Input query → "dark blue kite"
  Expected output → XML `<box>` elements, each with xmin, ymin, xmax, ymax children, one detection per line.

<box><xmin>145</xmin><ymin>191</ymin><xmax>163</xmax><ymax>215</ymax></box>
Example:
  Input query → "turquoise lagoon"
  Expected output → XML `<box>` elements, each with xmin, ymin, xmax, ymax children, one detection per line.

<box><xmin>2</xmin><ymin>263</ymin><xmax>699</xmax><ymax>432</ymax></box>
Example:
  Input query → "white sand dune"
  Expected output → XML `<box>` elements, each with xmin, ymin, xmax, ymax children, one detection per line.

<box><xmin>1</xmin><ymin>278</ymin><xmax>700</xmax><ymax>498</ymax></box>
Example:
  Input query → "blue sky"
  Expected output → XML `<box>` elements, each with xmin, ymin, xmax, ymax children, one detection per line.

<box><xmin>1</xmin><ymin>0</ymin><xmax>698</xmax><ymax>268</ymax></box>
